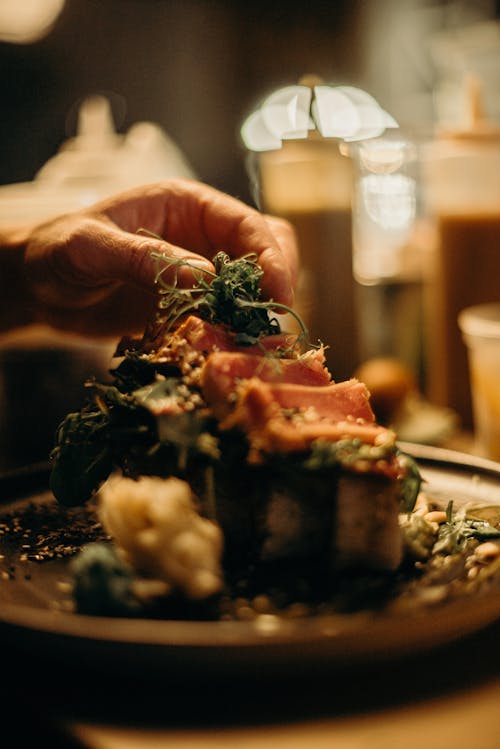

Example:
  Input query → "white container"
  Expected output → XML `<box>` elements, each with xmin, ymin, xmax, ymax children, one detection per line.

<box><xmin>458</xmin><ymin>303</ymin><xmax>500</xmax><ymax>461</ymax></box>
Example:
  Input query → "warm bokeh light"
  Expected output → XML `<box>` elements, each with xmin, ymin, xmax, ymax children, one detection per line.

<box><xmin>261</xmin><ymin>85</ymin><xmax>313</xmax><ymax>140</ymax></box>
<box><xmin>241</xmin><ymin>84</ymin><xmax>398</xmax><ymax>151</ymax></box>
<box><xmin>361</xmin><ymin>173</ymin><xmax>416</xmax><ymax>231</ymax></box>
<box><xmin>351</xmin><ymin>136</ymin><xmax>419</xmax><ymax>285</ymax></box>
<box><xmin>0</xmin><ymin>0</ymin><xmax>65</xmax><ymax>44</ymax></box>
<box><xmin>241</xmin><ymin>85</ymin><xmax>313</xmax><ymax>153</ymax></box>
<box><xmin>358</xmin><ymin>138</ymin><xmax>411</xmax><ymax>174</ymax></box>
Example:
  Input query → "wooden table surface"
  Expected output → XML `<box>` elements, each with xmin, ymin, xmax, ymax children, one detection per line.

<box><xmin>3</xmin><ymin>594</ymin><xmax>500</xmax><ymax>749</ymax></box>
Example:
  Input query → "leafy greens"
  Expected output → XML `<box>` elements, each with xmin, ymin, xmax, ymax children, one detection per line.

<box><xmin>151</xmin><ymin>248</ymin><xmax>309</xmax><ymax>347</ymax></box>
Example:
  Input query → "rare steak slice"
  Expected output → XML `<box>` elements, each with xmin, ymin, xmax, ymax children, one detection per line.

<box><xmin>201</xmin><ymin>348</ymin><xmax>331</xmax><ymax>416</ymax></box>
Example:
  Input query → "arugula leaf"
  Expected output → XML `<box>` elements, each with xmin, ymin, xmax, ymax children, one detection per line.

<box><xmin>50</xmin><ymin>409</ymin><xmax>113</xmax><ymax>506</ymax></box>
<box><xmin>109</xmin><ymin>353</ymin><xmax>163</xmax><ymax>391</ymax></box>
<box><xmin>398</xmin><ymin>453</ymin><xmax>422</xmax><ymax>514</ymax></box>
<box><xmin>433</xmin><ymin>501</ymin><xmax>500</xmax><ymax>555</ymax></box>
<box><xmin>50</xmin><ymin>369</ymin><xmax>220</xmax><ymax>506</ymax></box>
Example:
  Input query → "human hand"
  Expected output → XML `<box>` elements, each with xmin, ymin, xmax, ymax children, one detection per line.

<box><xmin>23</xmin><ymin>179</ymin><xmax>299</xmax><ymax>337</ymax></box>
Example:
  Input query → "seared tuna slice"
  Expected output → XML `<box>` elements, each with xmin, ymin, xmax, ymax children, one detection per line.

<box><xmin>260</xmin><ymin>379</ymin><xmax>375</xmax><ymax>422</ymax></box>
<box><xmin>215</xmin><ymin>377</ymin><xmax>395</xmax><ymax>463</ymax></box>
<box><xmin>201</xmin><ymin>349</ymin><xmax>331</xmax><ymax>417</ymax></box>
<box><xmin>149</xmin><ymin>315</ymin><xmax>302</xmax><ymax>384</ymax></box>
<box><xmin>157</xmin><ymin>315</ymin><xmax>300</xmax><ymax>358</ymax></box>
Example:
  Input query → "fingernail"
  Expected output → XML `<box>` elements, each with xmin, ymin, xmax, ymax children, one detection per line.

<box><xmin>180</xmin><ymin>257</ymin><xmax>213</xmax><ymax>271</ymax></box>
<box><xmin>191</xmin><ymin>260</ymin><xmax>213</xmax><ymax>271</ymax></box>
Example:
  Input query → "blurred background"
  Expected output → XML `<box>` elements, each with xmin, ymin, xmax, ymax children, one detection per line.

<box><xmin>1</xmin><ymin>0</ymin><xmax>499</xmax><ymax>201</ymax></box>
<box><xmin>2</xmin><ymin>0</ymin><xmax>500</xmax><ymax>469</ymax></box>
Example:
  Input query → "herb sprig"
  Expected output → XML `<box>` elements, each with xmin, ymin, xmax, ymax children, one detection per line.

<box><xmin>137</xmin><ymin>229</ymin><xmax>310</xmax><ymax>347</ymax></box>
<box><xmin>152</xmin><ymin>249</ymin><xmax>309</xmax><ymax>346</ymax></box>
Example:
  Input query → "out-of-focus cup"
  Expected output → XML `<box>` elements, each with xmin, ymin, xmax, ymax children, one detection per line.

<box><xmin>458</xmin><ymin>303</ymin><xmax>500</xmax><ymax>461</ymax></box>
<box><xmin>349</xmin><ymin>133</ymin><xmax>427</xmax><ymax>388</ymax></box>
<box><xmin>421</xmin><ymin>75</ymin><xmax>500</xmax><ymax>429</ymax></box>
<box><xmin>251</xmin><ymin>138</ymin><xmax>357</xmax><ymax>382</ymax></box>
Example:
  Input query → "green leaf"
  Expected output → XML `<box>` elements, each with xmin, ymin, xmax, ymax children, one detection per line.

<box><xmin>109</xmin><ymin>353</ymin><xmax>161</xmax><ymax>391</ymax></box>
<box><xmin>50</xmin><ymin>434</ymin><xmax>112</xmax><ymax>506</ymax></box>
<box><xmin>398</xmin><ymin>453</ymin><xmax>422</xmax><ymax>514</ymax></box>
<box><xmin>433</xmin><ymin>500</ymin><xmax>500</xmax><ymax>555</ymax></box>
<box><xmin>150</xmin><ymin>250</ymin><xmax>311</xmax><ymax>349</ymax></box>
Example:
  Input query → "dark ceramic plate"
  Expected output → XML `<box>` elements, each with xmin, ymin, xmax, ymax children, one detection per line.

<box><xmin>1</xmin><ymin>443</ymin><xmax>500</xmax><ymax>679</ymax></box>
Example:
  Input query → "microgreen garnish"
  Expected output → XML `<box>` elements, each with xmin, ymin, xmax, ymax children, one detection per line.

<box><xmin>152</xmin><ymin>249</ymin><xmax>310</xmax><ymax>347</ymax></box>
<box><xmin>137</xmin><ymin>228</ymin><xmax>309</xmax><ymax>348</ymax></box>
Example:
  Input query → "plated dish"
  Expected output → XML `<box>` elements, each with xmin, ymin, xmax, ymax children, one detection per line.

<box><xmin>1</xmin><ymin>251</ymin><xmax>500</xmax><ymax>678</ymax></box>
<box><xmin>1</xmin><ymin>446</ymin><xmax>500</xmax><ymax>678</ymax></box>
<box><xmin>46</xmin><ymin>250</ymin><xmax>422</xmax><ymax>623</ymax></box>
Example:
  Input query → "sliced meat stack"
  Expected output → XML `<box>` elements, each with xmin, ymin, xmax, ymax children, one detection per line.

<box><xmin>147</xmin><ymin>315</ymin><xmax>410</xmax><ymax>574</ymax></box>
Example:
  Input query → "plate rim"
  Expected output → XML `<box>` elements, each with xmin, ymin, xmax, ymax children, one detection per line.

<box><xmin>1</xmin><ymin>443</ymin><xmax>500</xmax><ymax>665</ymax></box>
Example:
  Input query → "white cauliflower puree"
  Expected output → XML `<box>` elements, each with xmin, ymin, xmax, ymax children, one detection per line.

<box><xmin>98</xmin><ymin>474</ymin><xmax>224</xmax><ymax>600</ymax></box>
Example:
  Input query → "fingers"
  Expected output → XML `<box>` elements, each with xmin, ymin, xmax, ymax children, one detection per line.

<box><xmin>24</xmin><ymin>180</ymin><xmax>300</xmax><ymax>342</ymax></box>
<box><xmin>261</xmin><ymin>215</ymin><xmax>299</xmax><ymax>305</ymax></box>
<box><xmin>100</xmin><ymin>180</ymin><xmax>298</xmax><ymax>305</ymax></box>
<box><xmin>26</xmin><ymin>215</ymin><xmax>215</xmax><ymax>311</ymax></box>
<box><xmin>89</xmin><ymin>220</ymin><xmax>216</xmax><ymax>290</ymax></box>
